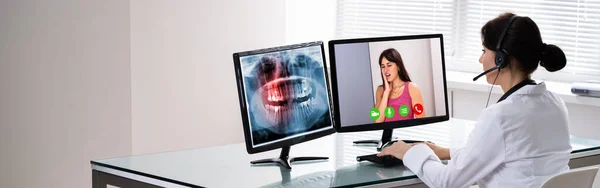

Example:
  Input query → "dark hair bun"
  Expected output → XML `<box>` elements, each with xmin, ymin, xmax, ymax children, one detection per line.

<box><xmin>540</xmin><ymin>44</ymin><xmax>566</xmax><ymax>72</ymax></box>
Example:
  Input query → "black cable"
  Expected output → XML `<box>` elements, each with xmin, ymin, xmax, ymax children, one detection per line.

<box><xmin>485</xmin><ymin>70</ymin><xmax>500</xmax><ymax>108</ymax></box>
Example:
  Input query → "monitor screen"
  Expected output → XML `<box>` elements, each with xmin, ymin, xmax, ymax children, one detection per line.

<box><xmin>235</xmin><ymin>42</ymin><xmax>334</xmax><ymax>148</ymax></box>
<box><xmin>330</xmin><ymin>35</ymin><xmax>448</xmax><ymax>130</ymax></box>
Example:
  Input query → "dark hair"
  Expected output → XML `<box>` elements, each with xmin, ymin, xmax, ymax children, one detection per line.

<box><xmin>379</xmin><ymin>48</ymin><xmax>411</xmax><ymax>83</ymax></box>
<box><xmin>481</xmin><ymin>12</ymin><xmax>567</xmax><ymax>74</ymax></box>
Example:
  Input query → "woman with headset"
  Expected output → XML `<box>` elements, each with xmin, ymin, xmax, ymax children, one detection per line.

<box><xmin>379</xmin><ymin>12</ymin><xmax>571</xmax><ymax>188</ymax></box>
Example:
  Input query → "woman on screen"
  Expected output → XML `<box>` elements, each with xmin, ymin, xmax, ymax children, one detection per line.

<box><xmin>374</xmin><ymin>48</ymin><xmax>426</xmax><ymax>123</ymax></box>
<box><xmin>379</xmin><ymin>13</ymin><xmax>571</xmax><ymax>188</ymax></box>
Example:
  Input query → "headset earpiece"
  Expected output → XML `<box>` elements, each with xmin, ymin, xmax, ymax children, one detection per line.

<box><xmin>494</xmin><ymin>16</ymin><xmax>519</xmax><ymax>70</ymax></box>
<box><xmin>495</xmin><ymin>50</ymin><xmax>508</xmax><ymax>69</ymax></box>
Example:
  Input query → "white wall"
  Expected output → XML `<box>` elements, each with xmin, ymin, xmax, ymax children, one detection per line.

<box><xmin>0</xmin><ymin>0</ymin><xmax>132</xmax><ymax>187</ymax></box>
<box><xmin>130</xmin><ymin>0</ymin><xmax>286</xmax><ymax>154</ymax></box>
<box><xmin>451</xmin><ymin>89</ymin><xmax>501</xmax><ymax>120</ymax></box>
<box><xmin>368</xmin><ymin>39</ymin><xmax>436</xmax><ymax>117</ymax></box>
<box><xmin>285</xmin><ymin>0</ymin><xmax>336</xmax><ymax>45</ymax></box>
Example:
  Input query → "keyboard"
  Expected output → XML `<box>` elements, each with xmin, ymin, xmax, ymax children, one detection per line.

<box><xmin>355</xmin><ymin>140</ymin><xmax>429</xmax><ymax>167</ymax></box>
<box><xmin>356</xmin><ymin>154</ymin><xmax>404</xmax><ymax>167</ymax></box>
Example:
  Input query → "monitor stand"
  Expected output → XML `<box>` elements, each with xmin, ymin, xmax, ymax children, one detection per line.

<box><xmin>250</xmin><ymin>146</ymin><xmax>328</xmax><ymax>169</ymax></box>
<box><xmin>353</xmin><ymin>129</ymin><xmax>395</xmax><ymax>151</ymax></box>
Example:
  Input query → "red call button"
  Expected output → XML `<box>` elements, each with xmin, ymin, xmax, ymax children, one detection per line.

<box><xmin>413</xmin><ymin>103</ymin><xmax>424</xmax><ymax>115</ymax></box>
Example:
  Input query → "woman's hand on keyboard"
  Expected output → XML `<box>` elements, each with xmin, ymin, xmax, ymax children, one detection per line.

<box><xmin>377</xmin><ymin>140</ymin><xmax>412</xmax><ymax>160</ymax></box>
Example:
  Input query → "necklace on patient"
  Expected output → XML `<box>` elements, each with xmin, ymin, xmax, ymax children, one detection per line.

<box><xmin>391</xmin><ymin>83</ymin><xmax>405</xmax><ymax>96</ymax></box>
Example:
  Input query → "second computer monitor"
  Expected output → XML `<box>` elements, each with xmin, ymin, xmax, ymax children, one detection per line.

<box><xmin>329</xmin><ymin>34</ymin><xmax>449</xmax><ymax>132</ymax></box>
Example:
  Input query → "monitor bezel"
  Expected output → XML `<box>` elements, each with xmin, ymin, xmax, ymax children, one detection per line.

<box><xmin>233</xmin><ymin>41</ymin><xmax>336</xmax><ymax>154</ymax></box>
<box><xmin>328</xmin><ymin>34</ymin><xmax>450</xmax><ymax>133</ymax></box>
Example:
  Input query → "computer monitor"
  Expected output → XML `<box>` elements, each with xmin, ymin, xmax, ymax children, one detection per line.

<box><xmin>328</xmin><ymin>34</ymin><xmax>449</xmax><ymax>150</ymax></box>
<box><xmin>233</xmin><ymin>41</ymin><xmax>335</xmax><ymax>169</ymax></box>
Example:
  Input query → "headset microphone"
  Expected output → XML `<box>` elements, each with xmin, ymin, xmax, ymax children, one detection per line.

<box><xmin>473</xmin><ymin>66</ymin><xmax>499</xmax><ymax>81</ymax></box>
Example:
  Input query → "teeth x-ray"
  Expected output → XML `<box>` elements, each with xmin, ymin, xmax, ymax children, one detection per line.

<box><xmin>240</xmin><ymin>46</ymin><xmax>332</xmax><ymax>146</ymax></box>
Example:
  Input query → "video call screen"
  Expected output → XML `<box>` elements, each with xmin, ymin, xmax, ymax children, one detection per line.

<box><xmin>332</xmin><ymin>37</ymin><xmax>447</xmax><ymax>127</ymax></box>
<box><xmin>238</xmin><ymin>45</ymin><xmax>333</xmax><ymax>147</ymax></box>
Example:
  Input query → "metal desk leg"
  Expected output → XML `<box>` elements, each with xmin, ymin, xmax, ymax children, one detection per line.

<box><xmin>92</xmin><ymin>169</ymin><xmax>162</xmax><ymax>188</ymax></box>
<box><xmin>569</xmin><ymin>154</ymin><xmax>600</xmax><ymax>169</ymax></box>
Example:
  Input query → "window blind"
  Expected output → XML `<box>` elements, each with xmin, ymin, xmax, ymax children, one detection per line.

<box><xmin>458</xmin><ymin>0</ymin><xmax>600</xmax><ymax>76</ymax></box>
<box><xmin>337</xmin><ymin>0</ymin><xmax>600</xmax><ymax>78</ymax></box>
<box><xmin>336</xmin><ymin>0</ymin><xmax>456</xmax><ymax>56</ymax></box>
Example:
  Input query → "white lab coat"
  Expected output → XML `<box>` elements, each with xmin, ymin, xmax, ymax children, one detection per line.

<box><xmin>404</xmin><ymin>82</ymin><xmax>572</xmax><ymax>188</ymax></box>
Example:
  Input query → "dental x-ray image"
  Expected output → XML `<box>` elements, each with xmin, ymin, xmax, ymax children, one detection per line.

<box><xmin>240</xmin><ymin>46</ymin><xmax>332</xmax><ymax>146</ymax></box>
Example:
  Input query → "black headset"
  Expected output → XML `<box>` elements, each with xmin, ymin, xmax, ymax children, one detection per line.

<box><xmin>473</xmin><ymin>15</ymin><xmax>519</xmax><ymax>81</ymax></box>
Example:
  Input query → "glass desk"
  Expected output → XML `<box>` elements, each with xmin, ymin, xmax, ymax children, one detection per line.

<box><xmin>91</xmin><ymin>119</ymin><xmax>600</xmax><ymax>188</ymax></box>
